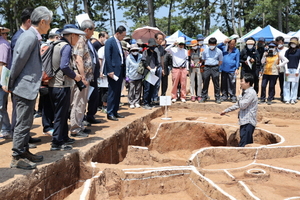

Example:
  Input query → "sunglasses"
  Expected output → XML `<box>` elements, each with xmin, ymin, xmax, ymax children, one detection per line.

<box><xmin>1</xmin><ymin>32</ymin><xmax>8</xmax><ymax>35</ymax></box>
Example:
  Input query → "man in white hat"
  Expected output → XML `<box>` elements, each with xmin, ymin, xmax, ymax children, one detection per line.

<box><xmin>48</xmin><ymin>28</ymin><xmax>84</xmax><ymax>151</ymax></box>
<box><xmin>165</xmin><ymin>36</ymin><xmax>189</xmax><ymax>103</ymax></box>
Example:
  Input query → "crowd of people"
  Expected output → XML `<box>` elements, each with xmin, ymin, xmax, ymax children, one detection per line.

<box><xmin>0</xmin><ymin>6</ymin><xmax>300</xmax><ymax>169</ymax></box>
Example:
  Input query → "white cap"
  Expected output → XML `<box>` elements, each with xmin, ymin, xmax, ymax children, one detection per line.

<box><xmin>49</xmin><ymin>28</ymin><xmax>59</xmax><ymax>36</ymax></box>
<box><xmin>177</xmin><ymin>36</ymin><xmax>185</xmax><ymax>44</ymax></box>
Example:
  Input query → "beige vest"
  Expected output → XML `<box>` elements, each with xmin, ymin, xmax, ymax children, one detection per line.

<box><xmin>49</xmin><ymin>41</ymin><xmax>75</xmax><ymax>88</ymax></box>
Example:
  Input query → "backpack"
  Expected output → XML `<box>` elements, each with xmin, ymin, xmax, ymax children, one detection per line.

<box><xmin>41</xmin><ymin>41</ymin><xmax>66</xmax><ymax>81</ymax></box>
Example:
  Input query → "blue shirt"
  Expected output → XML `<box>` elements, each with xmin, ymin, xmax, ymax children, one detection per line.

<box><xmin>202</xmin><ymin>47</ymin><xmax>223</xmax><ymax>66</ymax></box>
<box><xmin>217</xmin><ymin>43</ymin><xmax>240</xmax><ymax>72</ymax></box>
<box><xmin>60</xmin><ymin>39</ymin><xmax>76</xmax><ymax>79</ymax></box>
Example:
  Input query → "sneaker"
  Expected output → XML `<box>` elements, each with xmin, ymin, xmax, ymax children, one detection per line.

<box><xmin>285</xmin><ymin>101</ymin><xmax>290</xmax><ymax>104</ymax></box>
<box><xmin>34</xmin><ymin>112</ymin><xmax>42</xmax><ymax>118</ymax></box>
<box><xmin>43</xmin><ymin>129</ymin><xmax>54</xmax><ymax>136</ymax></box>
<box><xmin>199</xmin><ymin>98</ymin><xmax>206</xmax><ymax>103</ymax></box>
<box><xmin>291</xmin><ymin>100</ymin><xmax>295</xmax><ymax>105</ymax></box>
<box><xmin>135</xmin><ymin>103</ymin><xmax>141</xmax><ymax>108</ymax></box>
<box><xmin>130</xmin><ymin>104</ymin><xmax>135</xmax><ymax>109</ymax></box>
<box><xmin>231</xmin><ymin>99</ymin><xmax>237</xmax><ymax>103</ymax></box>
<box><xmin>83</xmin><ymin>128</ymin><xmax>92</xmax><ymax>134</ymax></box>
<box><xmin>258</xmin><ymin>100</ymin><xmax>265</xmax><ymax>104</ymax></box>
<box><xmin>143</xmin><ymin>105</ymin><xmax>152</xmax><ymax>110</ymax></box>
<box><xmin>215</xmin><ymin>99</ymin><xmax>221</xmax><ymax>104</ymax></box>
<box><xmin>10</xmin><ymin>157</ymin><xmax>36</xmax><ymax>170</ymax></box>
<box><xmin>71</xmin><ymin>131</ymin><xmax>89</xmax><ymax>138</ymax></box>
<box><xmin>29</xmin><ymin>143</ymin><xmax>37</xmax><ymax>149</ymax></box>
<box><xmin>64</xmin><ymin>138</ymin><xmax>75</xmax><ymax>145</ymax></box>
<box><xmin>171</xmin><ymin>99</ymin><xmax>176</xmax><ymax>103</ymax></box>
<box><xmin>21</xmin><ymin>150</ymin><xmax>43</xmax><ymax>162</ymax></box>
<box><xmin>197</xmin><ymin>97</ymin><xmax>202</xmax><ymax>102</ymax></box>
<box><xmin>267</xmin><ymin>100</ymin><xmax>272</xmax><ymax>105</ymax></box>
<box><xmin>181</xmin><ymin>99</ymin><xmax>186</xmax><ymax>103</ymax></box>
<box><xmin>102</xmin><ymin>108</ymin><xmax>107</xmax><ymax>114</ymax></box>
<box><xmin>294</xmin><ymin>99</ymin><xmax>298</xmax><ymax>103</ymax></box>
<box><xmin>191</xmin><ymin>96</ymin><xmax>196</xmax><ymax>102</ymax></box>
<box><xmin>0</xmin><ymin>132</ymin><xmax>12</xmax><ymax>139</ymax></box>
<box><xmin>82</xmin><ymin>120</ymin><xmax>91</xmax><ymax>127</ymax></box>
<box><xmin>50</xmin><ymin>144</ymin><xmax>73</xmax><ymax>151</ymax></box>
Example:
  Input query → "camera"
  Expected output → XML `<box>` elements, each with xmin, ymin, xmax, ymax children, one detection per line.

<box><xmin>75</xmin><ymin>80</ymin><xmax>86</xmax><ymax>91</ymax></box>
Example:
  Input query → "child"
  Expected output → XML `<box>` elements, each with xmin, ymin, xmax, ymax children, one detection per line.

<box><xmin>220</xmin><ymin>73</ymin><xmax>258</xmax><ymax>147</ymax></box>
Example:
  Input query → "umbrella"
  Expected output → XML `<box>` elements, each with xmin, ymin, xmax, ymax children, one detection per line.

<box><xmin>132</xmin><ymin>26</ymin><xmax>165</xmax><ymax>44</ymax></box>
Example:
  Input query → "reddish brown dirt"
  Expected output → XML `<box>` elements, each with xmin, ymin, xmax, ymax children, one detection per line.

<box><xmin>1</xmin><ymin>77</ymin><xmax>300</xmax><ymax>199</ymax></box>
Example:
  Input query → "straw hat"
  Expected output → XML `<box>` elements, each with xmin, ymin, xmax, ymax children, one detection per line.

<box><xmin>190</xmin><ymin>40</ymin><xmax>198</xmax><ymax>46</ymax></box>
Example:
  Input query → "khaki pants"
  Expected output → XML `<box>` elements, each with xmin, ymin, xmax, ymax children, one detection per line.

<box><xmin>70</xmin><ymin>85</ymin><xmax>89</xmax><ymax>134</ymax></box>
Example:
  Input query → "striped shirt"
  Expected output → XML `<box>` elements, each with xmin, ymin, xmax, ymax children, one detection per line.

<box><xmin>224</xmin><ymin>87</ymin><xmax>258</xmax><ymax>126</ymax></box>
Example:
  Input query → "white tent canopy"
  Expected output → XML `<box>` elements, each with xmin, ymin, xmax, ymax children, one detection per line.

<box><xmin>166</xmin><ymin>30</ymin><xmax>194</xmax><ymax>44</ymax></box>
<box><xmin>292</xmin><ymin>30</ymin><xmax>300</xmax><ymax>39</ymax></box>
<box><xmin>204</xmin><ymin>29</ymin><xmax>228</xmax><ymax>44</ymax></box>
<box><xmin>238</xmin><ymin>27</ymin><xmax>262</xmax><ymax>43</ymax></box>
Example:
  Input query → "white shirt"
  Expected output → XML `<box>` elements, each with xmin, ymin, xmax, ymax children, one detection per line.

<box><xmin>114</xmin><ymin>36</ymin><xmax>123</xmax><ymax>64</ymax></box>
<box><xmin>278</xmin><ymin>47</ymin><xmax>288</xmax><ymax>73</ymax></box>
<box><xmin>165</xmin><ymin>44</ymin><xmax>188</xmax><ymax>68</ymax></box>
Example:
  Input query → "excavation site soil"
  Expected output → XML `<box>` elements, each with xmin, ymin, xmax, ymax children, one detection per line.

<box><xmin>0</xmin><ymin>82</ymin><xmax>300</xmax><ymax>199</ymax></box>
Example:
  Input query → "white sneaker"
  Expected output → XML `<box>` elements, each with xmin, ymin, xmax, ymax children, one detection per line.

<box><xmin>135</xmin><ymin>103</ymin><xmax>141</xmax><ymax>108</ymax></box>
<box><xmin>130</xmin><ymin>104</ymin><xmax>135</xmax><ymax>109</ymax></box>
<box><xmin>43</xmin><ymin>129</ymin><xmax>54</xmax><ymax>136</ymax></box>
<box><xmin>291</xmin><ymin>100</ymin><xmax>295</xmax><ymax>105</ymax></box>
<box><xmin>181</xmin><ymin>99</ymin><xmax>186</xmax><ymax>103</ymax></box>
<box><xmin>172</xmin><ymin>99</ymin><xmax>176</xmax><ymax>103</ymax></box>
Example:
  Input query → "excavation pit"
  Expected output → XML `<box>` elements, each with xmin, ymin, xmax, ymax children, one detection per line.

<box><xmin>1</xmin><ymin>103</ymin><xmax>300</xmax><ymax>200</ymax></box>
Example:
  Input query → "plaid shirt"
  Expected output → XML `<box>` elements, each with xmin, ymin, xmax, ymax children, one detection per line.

<box><xmin>224</xmin><ymin>87</ymin><xmax>258</xmax><ymax>126</ymax></box>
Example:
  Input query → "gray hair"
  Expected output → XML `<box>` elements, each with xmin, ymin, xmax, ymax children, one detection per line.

<box><xmin>31</xmin><ymin>6</ymin><xmax>53</xmax><ymax>26</ymax></box>
<box><xmin>80</xmin><ymin>20</ymin><xmax>94</xmax><ymax>31</ymax></box>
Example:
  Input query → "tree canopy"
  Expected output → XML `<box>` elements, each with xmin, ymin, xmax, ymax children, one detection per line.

<box><xmin>0</xmin><ymin>0</ymin><xmax>299</xmax><ymax>37</ymax></box>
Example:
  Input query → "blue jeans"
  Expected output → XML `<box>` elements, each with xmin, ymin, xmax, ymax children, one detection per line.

<box><xmin>0</xmin><ymin>87</ymin><xmax>11</xmax><ymax>135</ymax></box>
<box><xmin>283</xmin><ymin>69</ymin><xmax>300</xmax><ymax>102</ymax></box>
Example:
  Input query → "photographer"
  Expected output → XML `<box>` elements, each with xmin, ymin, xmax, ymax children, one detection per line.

<box><xmin>259</xmin><ymin>42</ymin><xmax>288</xmax><ymax>105</ymax></box>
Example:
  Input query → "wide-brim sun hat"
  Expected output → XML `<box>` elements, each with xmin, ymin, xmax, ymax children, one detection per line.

<box><xmin>0</xmin><ymin>26</ymin><xmax>10</xmax><ymax>33</ymax></box>
<box><xmin>130</xmin><ymin>43</ymin><xmax>140</xmax><ymax>51</ymax></box>
<box><xmin>61</xmin><ymin>28</ymin><xmax>86</xmax><ymax>35</ymax></box>
<box><xmin>190</xmin><ymin>40</ymin><xmax>198</xmax><ymax>46</ymax></box>
<box><xmin>289</xmin><ymin>39</ymin><xmax>299</xmax><ymax>46</ymax></box>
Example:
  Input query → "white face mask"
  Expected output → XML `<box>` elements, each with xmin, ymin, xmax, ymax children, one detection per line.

<box><xmin>103</xmin><ymin>39</ymin><xmax>107</xmax><ymax>44</ymax></box>
<box><xmin>278</xmin><ymin>44</ymin><xmax>283</xmax><ymax>49</ymax></box>
<box><xmin>198</xmin><ymin>41</ymin><xmax>204</xmax><ymax>45</ymax></box>
<box><xmin>192</xmin><ymin>46</ymin><xmax>198</xmax><ymax>50</ymax></box>
<box><xmin>291</xmin><ymin>44</ymin><xmax>297</xmax><ymax>48</ymax></box>
<box><xmin>132</xmin><ymin>52</ymin><xmax>138</xmax><ymax>56</ymax></box>
<box><xmin>269</xmin><ymin>48</ymin><xmax>275</xmax><ymax>51</ymax></box>
<box><xmin>247</xmin><ymin>45</ymin><xmax>253</xmax><ymax>49</ymax></box>
<box><xmin>209</xmin><ymin>46</ymin><xmax>215</xmax><ymax>50</ymax></box>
